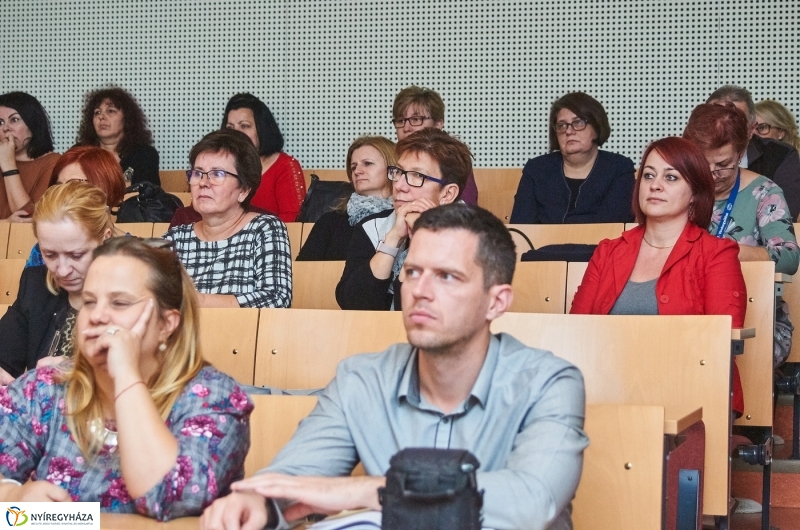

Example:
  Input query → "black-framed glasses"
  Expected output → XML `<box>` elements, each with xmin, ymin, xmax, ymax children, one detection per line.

<box><xmin>392</xmin><ymin>116</ymin><xmax>431</xmax><ymax>128</ymax></box>
<box><xmin>186</xmin><ymin>169</ymin><xmax>238</xmax><ymax>185</ymax></box>
<box><xmin>711</xmin><ymin>166</ymin><xmax>738</xmax><ymax>179</ymax></box>
<box><xmin>553</xmin><ymin>118</ymin><xmax>588</xmax><ymax>133</ymax></box>
<box><xmin>387</xmin><ymin>166</ymin><xmax>446</xmax><ymax>187</ymax></box>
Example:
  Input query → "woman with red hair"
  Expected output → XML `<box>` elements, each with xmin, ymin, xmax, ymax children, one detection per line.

<box><xmin>571</xmin><ymin>137</ymin><xmax>747</xmax><ymax>413</ymax></box>
<box><xmin>50</xmin><ymin>145</ymin><xmax>126</xmax><ymax>208</ymax></box>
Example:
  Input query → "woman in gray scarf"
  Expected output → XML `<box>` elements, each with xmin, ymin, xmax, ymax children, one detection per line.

<box><xmin>296</xmin><ymin>136</ymin><xmax>395</xmax><ymax>261</ymax></box>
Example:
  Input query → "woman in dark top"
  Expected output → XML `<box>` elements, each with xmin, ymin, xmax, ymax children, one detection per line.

<box><xmin>0</xmin><ymin>181</ymin><xmax>112</xmax><ymax>383</ymax></box>
<box><xmin>296</xmin><ymin>136</ymin><xmax>395</xmax><ymax>261</ymax></box>
<box><xmin>510</xmin><ymin>92</ymin><xmax>635</xmax><ymax>224</ymax></box>
<box><xmin>76</xmin><ymin>87</ymin><xmax>160</xmax><ymax>186</ymax></box>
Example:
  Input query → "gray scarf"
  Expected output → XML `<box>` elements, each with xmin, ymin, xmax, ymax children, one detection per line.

<box><xmin>347</xmin><ymin>193</ymin><xmax>393</xmax><ymax>226</ymax></box>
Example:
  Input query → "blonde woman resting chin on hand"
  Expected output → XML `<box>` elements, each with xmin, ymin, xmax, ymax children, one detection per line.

<box><xmin>0</xmin><ymin>237</ymin><xmax>252</xmax><ymax>520</ymax></box>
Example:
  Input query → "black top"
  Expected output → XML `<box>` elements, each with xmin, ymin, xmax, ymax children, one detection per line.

<box><xmin>510</xmin><ymin>150</ymin><xmax>635</xmax><ymax>224</ymax></box>
<box><xmin>564</xmin><ymin>176</ymin><xmax>584</xmax><ymax>212</ymax></box>
<box><xmin>120</xmin><ymin>144</ymin><xmax>161</xmax><ymax>186</ymax></box>
<box><xmin>296</xmin><ymin>211</ymin><xmax>355</xmax><ymax>261</ymax></box>
<box><xmin>0</xmin><ymin>266</ymin><xmax>71</xmax><ymax>378</ymax></box>
<box><xmin>335</xmin><ymin>209</ymin><xmax>402</xmax><ymax>311</ymax></box>
<box><xmin>748</xmin><ymin>136</ymin><xmax>800</xmax><ymax>220</ymax></box>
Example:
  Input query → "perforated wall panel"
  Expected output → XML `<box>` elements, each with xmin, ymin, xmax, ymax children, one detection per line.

<box><xmin>1</xmin><ymin>0</ymin><xmax>797</xmax><ymax>170</ymax></box>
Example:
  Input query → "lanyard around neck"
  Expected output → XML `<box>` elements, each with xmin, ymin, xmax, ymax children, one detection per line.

<box><xmin>715</xmin><ymin>168</ymin><xmax>741</xmax><ymax>238</ymax></box>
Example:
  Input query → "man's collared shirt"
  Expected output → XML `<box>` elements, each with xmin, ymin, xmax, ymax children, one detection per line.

<box><xmin>267</xmin><ymin>333</ymin><xmax>588</xmax><ymax>530</ymax></box>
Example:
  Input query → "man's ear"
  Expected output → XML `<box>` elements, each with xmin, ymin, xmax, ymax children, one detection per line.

<box><xmin>485</xmin><ymin>283</ymin><xmax>513</xmax><ymax>322</ymax></box>
<box><xmin>438</xmin><ymin>183</ymin><xmax>460</xmax><ymax>205</ymax></box>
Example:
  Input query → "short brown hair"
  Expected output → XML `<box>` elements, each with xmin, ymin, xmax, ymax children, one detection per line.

<box><xmin>189</xmin><ymin>129</ymin><xmax>262</xmax><ymax>208</ymax></box>
<box><xmin>392</xmin><ymin>86</ymin><xmax>445</xmax><ymax>123</ymax></box>
<box><xmin>395</xmin><ymin>129</ymin><xmax>471</xmax><ymax>200</ymax></box>
<box><xmin>549</xmin><ymin>92</ymin><xmax>611</xmax><ymax>151</ymax></box>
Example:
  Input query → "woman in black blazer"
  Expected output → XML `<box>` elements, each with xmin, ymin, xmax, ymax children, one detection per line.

<box><xmin>0</xmin><ymin>181</ymin><xmax>111</xmax><ymax>383</ymax></box>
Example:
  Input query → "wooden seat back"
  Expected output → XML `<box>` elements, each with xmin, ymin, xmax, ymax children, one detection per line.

<box><xmin>291</xmin><ymin>261</ymin><xmax>345</xmax><ymax>310</ymax></box>
<box><xmin>0</xmin><ymin>260</ymin><xmax>26</xmax><ymax>304</ymax></box>
<box><xmin>736</xmin><ymin>261</ymin><xmax>777</xmax><ymax>428</ymax></box>
<box><xmin>565</xmin><ymin>261</ymin><xmax>589</xmax><ymax>312</ymax></box>
<box><xmin>198</xmin><ymin>307</ymin><xmax>260</xmax><ymax>385</ymax></box>
<box><xmin>300</xmin><ymin>222</ymin><xmax>314</xmax><ymax>248</ymax></box>
<box><xmin>506</xmin><ymin>223</ymin><xmax>623</xmax><ymax>260</ymax></box>
<box><xmin>254</xmin><ymin>308</ymin><xmax>405</xmax><ymax>389</ymax></box>
<box><xmin>0</xmin><ymin>221</ymin><xmax>10</xmax><ymax>258</ymax></box>
<box><xmin>245</xmin><ymin>394</ymin><xmax>318</xmax><ymax>477</ymax></box>
<box><xmin>509</xmin><ymin>261</ymin><xmax>567</xmax><ymax>313</ymax></box>
<box><xmin>575</xmin><ymin>404</ymin><xmax>665</xmax><ymax>529</ymax></box>
<box><xmin>173</xmin><ymin>192</ymin><xmax>192</xmax><ymax>207</ymax></box>
<box><xmin>491</xmin><ymin>313</ymin><xmax>732</xmax><ymax>516</ymax></box>
<box><xmin>116</xmin><ymin>222</ymin><xmax>154</xmax><ymax>238</ymax></box>
<box><xmin>285</xmin><ymin>223</ymin><xmax>303</xmax><ymax>260</ymax></box>
<box><xmin>302</xmin><ymin>169</ymin><xmax>349</xmax><ymax>189</ymax></box>
<box><xmin>159</xmin><ymin>170</ymin><xmax>190</xmax><ymax>193</ymax></box>
<box><xmin>6</xmin><ymin>223</ymin><xmax>36</xmax><ymax>259</ymax></box>
<box><xmin>0</xmin><ymin>304</ymin><xmax>8</xmax><ymax>318</ymax></box>
<box><xmin>473</xmin><ymin>168</ymin><xmax>520</xmax><ymax>222</ymax></box>
<box><xmin>152</xmin><ymin>223</ymin><xmax>170</xmax><ymax>238</ymax></box>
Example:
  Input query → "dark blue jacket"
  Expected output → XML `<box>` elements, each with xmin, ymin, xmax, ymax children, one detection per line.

<box><xmin>510</xmin><ymin>150</ymin><xmax>635</xmax><ymax>224</ymax></box>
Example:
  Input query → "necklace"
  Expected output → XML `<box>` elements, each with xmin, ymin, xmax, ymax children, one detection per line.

<box><xmin>642</xmin><ymin>236</ymin><xmax>674</xmax><ymax>250</ymax></box>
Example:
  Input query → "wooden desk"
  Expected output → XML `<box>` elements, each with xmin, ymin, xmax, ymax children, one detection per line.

<box><xmin>100</xmin><ymin>514</ymin><xmax>199</xmax><ymax>529</ymax></box>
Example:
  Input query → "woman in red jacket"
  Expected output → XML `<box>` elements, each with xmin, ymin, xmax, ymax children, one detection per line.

<box><xmin>571</xmin><ymin>136</ymin><xmax>747</xmax><ymax>413</ymax></box>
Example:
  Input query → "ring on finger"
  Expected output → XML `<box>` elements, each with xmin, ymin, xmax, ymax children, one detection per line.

<box><xmin>106</xmin><ymin>327</ymin><xmax>120</xmax><ymax>335</ymax></box>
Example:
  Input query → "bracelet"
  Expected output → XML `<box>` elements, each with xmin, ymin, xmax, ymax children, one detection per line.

<box><xmin>1</xmin><ymin>170</ymin><xmax>20</xmax><ymax>178</ymax></box>
<box><xmin>114</xmin><ymin>380</ymin><xmax>145</xmax><ymax>401</ymax></box>
<box><xmin>1</xmin><ymin>478</ymin><xmax>22</xmax><ymax>486</ymax></box>
<box><xmin>376</xmin><ymin>240</ymin><xmax>399</xmax><ymax>258</ymax></box>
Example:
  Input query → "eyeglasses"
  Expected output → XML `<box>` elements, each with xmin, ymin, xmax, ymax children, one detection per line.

<box><xmin>387</xmin><ymin>166</ymin><xmax>446</xmax><ymax>187</ymax></box>
<box><xmin>392</xmin><ymin>116</ymin><xmax>431</xmax><ymax>128</ymax></box>
<box><xmin>711</xmin><ymin>166</ymin><xmax>738</xmax><ymax>179</ymax></box>
<box><xmin>554</xmin><ymin>118</ymin><xmax>588</xmax><ymax>133</ymax></box>
<box><xmin>186</xmin><ymin>169</ymin><xmax>238</xmax><ymax>185</ymax></box>
<box><xmin>755</xmin><ymin>123</ymin><xmax>782</xmax><ymax>135</ymax></box>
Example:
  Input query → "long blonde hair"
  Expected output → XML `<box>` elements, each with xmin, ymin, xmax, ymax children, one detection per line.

<box><xmin>63</xmin><ymin>237</ymin><xmax>206</xmax><ymax>457</ymax></box>
<box><xmin>32</xmin><ymin>181</ymin><xmax>112</xmax><ymax>295</ymax></box>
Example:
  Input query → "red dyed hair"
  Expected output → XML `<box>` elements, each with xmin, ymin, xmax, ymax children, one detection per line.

<box><xmin>50</xmin><ymin>146</ymin><xmax>126</xmax><ymax>207</ymax></box>
<box><xmin>682</xmin><ymin>102</ymin><xmax>750</xmax><ymax>155</ymax></box>
<box><xmin>632</xmin><ymin>137</ymin><xmax>715</xmax><ymax>228</ymax></box>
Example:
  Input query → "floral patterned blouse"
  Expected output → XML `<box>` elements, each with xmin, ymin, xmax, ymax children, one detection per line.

<box><xmin>709</xmin><ymin>175</ymin><xmax>800</xmax><ymax>275</ymax></box>
<box><xmin>0</xmin><ymin>365</ymin><xmax>253</xmax><ymax>521</ymax></box>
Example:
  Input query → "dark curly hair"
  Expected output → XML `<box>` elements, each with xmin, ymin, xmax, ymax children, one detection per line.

<box><xmin>76</xmin><ymin>87</ymin><xmax>154</xmax><ymax>156</ymax></box>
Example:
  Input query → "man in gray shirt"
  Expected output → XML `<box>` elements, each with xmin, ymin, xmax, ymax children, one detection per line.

<box><xmin>202</xmin><ymin>203</ymin><xmax>588</xmax><ymax>530</ymax></box>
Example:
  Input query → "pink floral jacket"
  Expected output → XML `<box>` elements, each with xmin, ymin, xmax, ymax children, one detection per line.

<box><xmin>0</xmin><ymin>365</ymin><xmax>252</xmax><ymax>521</ymax></box>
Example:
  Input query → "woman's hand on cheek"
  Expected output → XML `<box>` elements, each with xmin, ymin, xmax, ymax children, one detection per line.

<box><xmin>0</xmin><ymin>135</ymin><xmax>17</xmax><ymax>169</ymax></box>
<box><xmin>83</xmin><ymin>299</ymin><xmax>154</xmax><ymax>385</ymax></box>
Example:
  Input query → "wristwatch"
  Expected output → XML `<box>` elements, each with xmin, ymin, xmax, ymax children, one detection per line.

<box><xmin>376</xmin><ymin>239</ymin><xmax>400</xmax><ymax>258</ymax></box>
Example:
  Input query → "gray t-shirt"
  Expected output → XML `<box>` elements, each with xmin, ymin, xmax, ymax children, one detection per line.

<box><xmin>609</xmin><ymin>278</ymin><xmax>658</xmax><ymax>315</ymax></box>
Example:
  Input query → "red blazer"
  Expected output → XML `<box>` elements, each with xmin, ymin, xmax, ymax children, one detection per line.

<box><xmin>571</xmin><ymin>222</ymin><xmax>747</xmax><ymax>412</ymax></box>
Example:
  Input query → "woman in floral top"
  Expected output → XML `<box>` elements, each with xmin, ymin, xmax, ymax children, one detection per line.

<box><xmin>0</xmin><ymin>237</ymin><xmax>252</xmax><ymax>521</ymax></box>
<box><xmin>684</xmin><ymin>103</ymin><xmax>800</xmax><ymax>275</ymax></box>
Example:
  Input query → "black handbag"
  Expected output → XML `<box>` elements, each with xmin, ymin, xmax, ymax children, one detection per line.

<box><xmin>116</xmin><ymin>182</ymin><xmax>183</xmax><ymax>223</ymax></box>
<box><xmin>508</xmin><ymin>227</ymin><xmax>598</xmax><ymax>262</ymax></box>
<box><xmin>296</xmin><ymin>174</ymin><xmax>354</xmax><ymax>223</ymax></box>
<box><xmin>378</xmin><ymin>448</ymin><xmax>483</xmax><ymax>530</ymax></box>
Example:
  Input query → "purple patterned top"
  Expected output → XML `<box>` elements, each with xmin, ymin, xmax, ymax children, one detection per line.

<box><xmin>0</xmin><ymin>365</ymin><xmax>252</xmax><ymax>521</ymax></box>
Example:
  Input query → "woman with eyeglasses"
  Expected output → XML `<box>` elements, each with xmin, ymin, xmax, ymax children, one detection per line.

<box><xmin>296</xmin><ymin>136</ymin><xmax>395</xmax><ymax>261</ymax></box>
<box><xmin>335</xmin><ymin>129</ymin><xmax>467</xmax><ymax>310</ymax></box>
<box><xmin>163</xmin><ymin>129</ymin><xmax>292</xmax><ymax>309</ymax></box>
<box><xmin>755</xmin><ymin>100</ymin><xmax>800</xmax><ymax>151</ymax></box>
<box><xmin>0</xmin><ymin>92</ymin><xmax>60</xmax><ymax>221</ymax></box>
<box><xmin>76</xmin><ymin>87</ymin><xmax>160</xmax><ymax>187</ymax></box>
<box><xmin>0</xmin><ymin>181</ymin><xmax>112</xmax><ymax>385</ymax></box>
<box><xmin>0</xmin><ymin>236</ymin><xmax>251</xmax><ymax>520</ymax></box>
<box><xmin>510</xmin><ymin>92</ymin><xmax>635</xmax><ymax>224</ymax></box>
<box><xmin>683</xmin><ymin>103</ymin><xmax>799</xmax><ymax>275</ymax></box>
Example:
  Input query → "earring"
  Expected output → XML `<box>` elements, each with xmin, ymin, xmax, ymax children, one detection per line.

<box><xmin>158</xmin><ymin>342</ymin><xmax>167</xmax><ymax>352</ymax></box>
